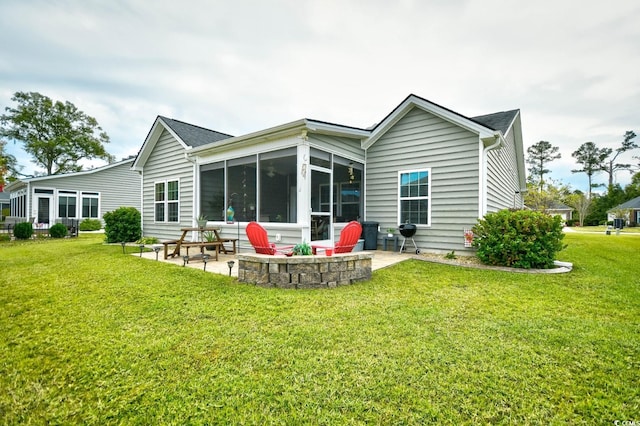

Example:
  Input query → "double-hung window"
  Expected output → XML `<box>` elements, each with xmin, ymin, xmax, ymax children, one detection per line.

<box><xmin>58</xmin><ymin>191</ymin><xmax>77</xmax><ymax>218</ymax></box>
<box><xmin>398</xmin><ymin>169</ymin><xmax>431</xmax><ymax>225</ymax></box>
<box><xmin>155</xmin><ymin>180</ymin><xmax>179</xmax><ymax>222</ymax></box>
<box><xmin>82</xmin><ymin>192</ymin><xmax>99</xmax><ymax>218</ymax></box>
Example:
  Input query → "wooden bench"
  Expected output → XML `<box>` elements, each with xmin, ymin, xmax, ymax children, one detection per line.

<box><xmin>162</xmin><ymin>227</ymin><xmax>238</xmax><ymax>260</ymax></box>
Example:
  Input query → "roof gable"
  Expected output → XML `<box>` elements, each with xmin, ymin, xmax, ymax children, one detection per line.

<box><xmin>471</xmin><ymin>110</ymin><xmax>520</xmax><ymax>135</ymax></box>
<box><xmin>610</xmin><ymin>195</ymin><xmax>640</xmax><ymax>210</ymax></box>
<box><xmin>363</xmin><ymin>94</ymin><xmax>501</xmax><ymax>150</ymax></box>
<box><xmin>132</xmin><ymin>116</ymin><xmax>233</xmax><ymax>170</ymax></box>
<box><xmin>159</xmin><ymin>116</ymin><xmax>233</xmax><ymax>148</ymax></box>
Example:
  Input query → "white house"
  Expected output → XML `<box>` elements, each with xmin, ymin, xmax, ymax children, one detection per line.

<box><xmin>5</xmin><ymin>158</ymin><xmax>140</xmax><ymax>226</ymax></box>
<box><xmin>132</xmin><ymin>94</ymin><xmax>525</xmax><ymax>253</ymax></box>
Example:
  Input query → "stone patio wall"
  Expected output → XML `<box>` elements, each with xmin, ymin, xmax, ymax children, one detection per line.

<box><xmin>236</xmin><ymin>252</ymin><xmax>373</xmax><ymax>289</ymax></box>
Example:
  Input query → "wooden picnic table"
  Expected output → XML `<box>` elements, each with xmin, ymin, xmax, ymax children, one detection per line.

<box><xmin>163</xmin><ymin>227</ymin><xmax>238</xmax><ymax>260</ymax></box>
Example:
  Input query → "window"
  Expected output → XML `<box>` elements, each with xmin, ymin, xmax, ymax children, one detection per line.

<box><xmin>58</xmin><ymin>192</ymin><xmax>77</xmax><ymax>218</ymax></box>
<box><xmin>259</xmin><ymin>148</ymin><xmax>297</xmax><ymax>222</ymax></box>
<box><xmin>82</xmin><ymin>192</ymin><xmax>99</xmax><ymax>218</ymax></box>
<box><xmin>200</xmin><ymin>162</ymin><xmax>225</xmax><ymax>221</ymax></box>
<box><xmin>227</xmin><ymin>156</ymin><xmax>257</xmax><ymax>222</ymax></box>
<box><xmin>399</xmin><ymin>169</ymin><xmax>430</xmax><ymax>225</ymax></box>
<box><xmin>154</xmin><ymin>180</ymin><xmax>179</xmax><ymax>222</ymax></box>
<box><xmin>333</xmin><ymin>156</ymin><xmax>363</xmax><ymax>222</ymax></box>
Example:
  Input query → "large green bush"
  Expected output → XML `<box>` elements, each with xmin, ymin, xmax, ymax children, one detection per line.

<box><xmin>472</xmin><ymin>209</ymin><xmax>565</xmax><ymax>269</ymax></box>
<box><xmin>103</xmin><ymin>207</ymin><xmax>141</xmax><ymax>243</ymax></box>
<box><xmin>79</xmin><ymin>218</ymin><xmax>102</xmax><ymax>231</ymax></box>
<box><xmin>13</xmin><ymin>222</ymin><xmax>33</xmax><ymax>240</ymax></box>
<box><xmin>49</xmin><ymin>223</ymin><xmax>68</xmax><ymax>238</ymax></box>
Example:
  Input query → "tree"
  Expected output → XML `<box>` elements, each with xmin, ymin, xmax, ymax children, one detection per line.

<box><xmin>524</xmin><ymin>180</ymin><xmax>571</xmax><ymax>212</ymax></box>
<box><xmin>565</xmin><ymin>192</ymin><xmax>592</xmax><ymax>226</ymax></box>
<box><xmin>571</xmin><ymin>142</ymin><xmax>609</xmax><ymax>198</ymax></box>
<box><xmin>0</xmin><ymin>139</ymin><xmax>18</xmax><ymax>187</ymax></box>
<box><xmin>0</xmin><ymin>91</ymin><xmax>114</xmax><ymax>175</ymax></box>
<box><xmin>601</xmin><ymin>131</ymin><xmax>638</xmax><ymax>187</ymax></box>
<box><xmin>526</xmin><ymin>140</ymin><xmax>561</xmax><ymax>192</ymax></box>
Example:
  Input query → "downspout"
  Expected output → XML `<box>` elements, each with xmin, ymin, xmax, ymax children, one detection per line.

<box><xmin>138</xmin><ymin>170</ymin><xmax>144</xmax><ymax>234</ymax></box>
<box><xmin>479</xmin><ymin>133</ymin><xmax>503</xmax><ymax>218</ymax></box>
<box><xmin>184</xmin><ymin>151</ymin><xmax>198</xmax><ymax>228</ymax></box>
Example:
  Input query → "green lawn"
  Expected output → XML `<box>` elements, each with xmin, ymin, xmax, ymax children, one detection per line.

<box><xmin>1</xmin><ymin>233</ymin><xmax>639</xmax><ymax>424</ymax></box>
<box><xmin>569</xmin><ymin>225</ymin><xmax>640</xmax><ymax>234</ymax></box>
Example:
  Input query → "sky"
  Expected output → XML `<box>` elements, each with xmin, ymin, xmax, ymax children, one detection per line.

<box><xmin>1</xmin><ymin>0</ymin><xmax>639</xmax><ymax>193</ymax></box>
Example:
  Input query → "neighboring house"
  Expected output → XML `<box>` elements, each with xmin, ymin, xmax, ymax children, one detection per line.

<box><xmin>546</xmin><ymin>201</ymin><xmax>573</xmax><ymax>223</ymax></box>
<box><xmin>5</xmin><ymin>158</ymin><xmax>140</xmax><ymax>226</ymax></box>
<box><xmin>0</xmin><ymin>189</ymin><xmax>9</xmax><ymax>220</ymax></box>
<box><xmin>132</xmin><ymin>94</ymin><xmax>525</xmax><ymax>253</ymax></box>
<box><xmin>607</xmin><ymin>196</ymin><xmax>640</xmax><ymax>225</ymax></box>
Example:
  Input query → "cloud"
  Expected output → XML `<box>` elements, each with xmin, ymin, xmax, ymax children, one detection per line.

<box><xmin>1</xmin><ymin>0</ymin><xmax>639</xmax><ymax>186</ymax></box>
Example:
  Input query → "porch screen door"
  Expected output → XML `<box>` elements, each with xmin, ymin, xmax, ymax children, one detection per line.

<box><xmin>37</xmin><ymin>197</ymin><xmax>50</xmax><ymax>224</ymax></box>
<box><xmin>310</xmin><ymin>169</ymin><xmax>332</xmax><ymax>242</ymax></box>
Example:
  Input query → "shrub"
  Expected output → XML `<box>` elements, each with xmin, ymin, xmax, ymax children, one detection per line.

<box><xmin>79</xmin><ymin>218</ymin><xmax>102</xmax><ymax>231</ymax></box>
<box><xmin>13</xmin><ymin>222</ymin><xmax>33</xmax><ymax>240</ymax></box>
<box><xmin>49</xmin><ymin>223</ymin><xmax>68</xmax><ymax>238</ymax></box>
<box><xmin>103</xmin><ymin>207</ymin><xmax>141</xmax><ymax>243</ymax></box>
<box><xmin>472</xmin><ymin>209</ymin><xmax>565</xmax><ymax>269</ymax></box>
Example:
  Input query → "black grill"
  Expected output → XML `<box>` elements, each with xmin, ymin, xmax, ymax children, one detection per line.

<box><xmin>399</xmin><ymin>223</ymin><xmax>420</xmax><ymax>254</ymax></box>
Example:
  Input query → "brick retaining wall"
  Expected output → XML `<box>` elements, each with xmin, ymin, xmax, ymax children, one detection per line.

<box><xmin>236</xmin><ymin>252</ymin><xmax>373</xmax><ymax>289</ymax></box>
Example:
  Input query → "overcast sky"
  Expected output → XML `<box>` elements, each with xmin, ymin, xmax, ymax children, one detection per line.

<box><xmin>1</xmin><ymin>0</ymin><xmax>639</xmax><ymax>192</ymax></box>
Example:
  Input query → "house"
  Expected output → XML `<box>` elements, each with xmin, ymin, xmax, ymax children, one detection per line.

<box><xmin>0</xmin><ymin>189</ymin><xmax>9</xmax><ymax>220</ymax></box>
<box><xmin>607</xmin><ymin>196</ymin><xmax>640</xmax><ymax>226</ymax></box>
<box><xmin>132</xmin><ymin>94</ymin><xmax>525</xmax><ymax>253</ymax></box>
<box><xmin>5</xmin><ymin>158</ymin><xmax>140</xmax><ymax>226</ymax></box>
<box><xmin>546</xmin><ymin>201</ymin><xmax>573</xmax><ymax>223</ymax></box>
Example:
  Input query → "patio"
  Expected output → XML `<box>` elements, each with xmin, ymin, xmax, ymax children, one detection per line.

<box><xmin>133</xmin><ymin>246</ymin><xmax>414</xmax><ymax>278</ymax></box>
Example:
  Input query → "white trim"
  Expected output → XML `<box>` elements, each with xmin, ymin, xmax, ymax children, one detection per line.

<box><xmin>153</xmin><ymin>178</ymin><xmax>180</xmax><ymax>223</ymax></box>
<box><xmin>364</xmin><ymin>95</ymin><xmax>496</xmax><ymax>150</ymax></box>
<box><xmin>397</xmin><ymin>168</ymin><xmax>432</xmax><ymax>226</ymax></box>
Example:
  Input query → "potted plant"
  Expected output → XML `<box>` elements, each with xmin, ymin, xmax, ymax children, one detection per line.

<box><xmin>386</xmin><ymin>228</ymin><xmax>395</xmax><ymax>238</ymax></box>
<box><xmin>196</xmin><ymin>214</ymin><xmax>208</xmax><ymax>229</ymax></box>
<box><xmin>203</xmin><ymin>230</ymin><xmax>218</xmax><ymax>250</ymax></box>
<box><xmin>292</xmin><ymin>241</ymin><xmax>312</xmax><ymax>256</ymax></box>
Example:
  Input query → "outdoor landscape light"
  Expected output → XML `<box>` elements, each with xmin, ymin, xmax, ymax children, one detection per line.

<box><xmin>227</xmin><ymin>260</ymin><xmax>235</xmax><ymax>276</ymax></box>
<box><xmin>152</xmin><ymin>245</ymin><xmax>161</xmax><ymax>261</ymax></box>
<box><xmin>121</xmin><ymin>241</ymin><xmax>126</xmax><ymax>254</ymax></box>
<box><xmin>183</xmin><ymin>255</ymin><xmax>189</xmax><ymax>267</ymax></box>
<box><xmin>138</xmin><ymin>244</ymin><xmax>145</xmax><ymax>257</ymax></box>
<box><xmin>203</xmin><ymin>254</ymin><xmax>210</xmax><ymax>271</ymax></box>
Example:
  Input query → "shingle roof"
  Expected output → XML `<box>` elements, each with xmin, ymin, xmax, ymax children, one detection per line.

<box><xmin>471</xmin><ymin>110</ymin><xmax>520</xmax><ymax>134</ymax></box>
<box><xmin>611</xmin><ymin>196</ymin><xmax>640</xmax><ymax>210</ymax></box>
<box><xmin>159</xmin><ymin>116</ymin><xmax>234</xmax><ymax>148</ymax></box>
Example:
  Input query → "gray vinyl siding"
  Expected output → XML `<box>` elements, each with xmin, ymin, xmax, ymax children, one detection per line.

<box><xmin>142</xmin><ymin>129</ymin><xmax>195</xmax><ymax>240</ymax></box>
<box><xmin>308</xmin><ymin>134</ymin><xmax>365</xmax><ymax>161</ymax></box>
<box><xmin>486</xmin><ymin>128</ymin><xmax>521</xmax><ymax>212</ymax></box>
<box><xmin>26</xmin><ymin>161</ymin><xmax>140</xmax><ymax>221</ymax></box>
<box><xmin>366</xmin><ymin>107</ymin><xmax>480</xmax><ymax>252</ymax></box>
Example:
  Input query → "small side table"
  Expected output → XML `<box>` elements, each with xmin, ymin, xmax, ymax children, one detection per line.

<box><xmin>383</xmin><ymin>235</ymin><xmax>398</xmax><ymax>252</ymax></box>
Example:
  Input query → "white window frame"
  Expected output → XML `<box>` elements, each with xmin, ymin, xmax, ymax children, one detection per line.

<box><xmin>57</xmin><ymin>190</ymin><xmax>78</xmax><ymax>219</ymax></box>
<box><xmin>154</xmin><ymin>179</ymin><xmax>180</xmax><ymax>223</ymax></box>
<box><xmin>81</xmin><ymin>192</ymin><xmax>100</xmax><ymax>219</ymax></box>
<box><xmin>397</xmin><ymin>168</ymin><xmax>431</xmax><ymax>226</ymax></box>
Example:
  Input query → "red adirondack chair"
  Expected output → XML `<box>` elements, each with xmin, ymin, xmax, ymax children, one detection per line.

<box><xmin>246</xmin><ymin>221</ymin><xmax>293</xmax><ymax>255</ymax></box>
<box><xmin>312</xmin><ymin>221</ymin><xmax>362</xmax><ymax>254</ymax></box>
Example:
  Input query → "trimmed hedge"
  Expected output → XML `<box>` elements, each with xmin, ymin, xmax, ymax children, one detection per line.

<box><xmin>13</xmin><ymin>222</ymin><xmax>33</xmax><ymax>240</ymax></box>
<box><xmin>49</xmin><ymin>223</ymin><xmax>68</xmax><ymax>238</ymax></box>
<box><xmin>79</xmin><ymin>218</ymin><xmax>102</xmax><ymax>231</ymax></box>
<box><xmin>472</xmin><ymin>209</ymin><xmax>565</xmax><ymax>269</ymax></box>
<box><xmin>103</xmin><ymin>207</ymin><xmax>141</xmax><ymax>243</ymax></box>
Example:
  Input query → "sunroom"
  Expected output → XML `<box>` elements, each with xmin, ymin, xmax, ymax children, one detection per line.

<box><xmin>189</xmin><ymin>125</ymin><xmax>367</xmax><ymax>246</ymax></box>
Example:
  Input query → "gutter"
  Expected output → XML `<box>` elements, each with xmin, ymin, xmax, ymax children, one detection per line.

<box><xmin>479</xmin><ymin>132</ymin><xmax>505</xmax><ymax>217</ymax></box>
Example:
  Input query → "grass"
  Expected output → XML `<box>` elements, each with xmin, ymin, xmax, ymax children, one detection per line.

<box><xmin>569</xmin><ymin>225</ymin><xmax>640</xmax><ymax>233</ymax></box>
<box><xmin>1</xmin><ymin>233</ymin><xmax>639</xmax><ymax>424</ymax></box>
